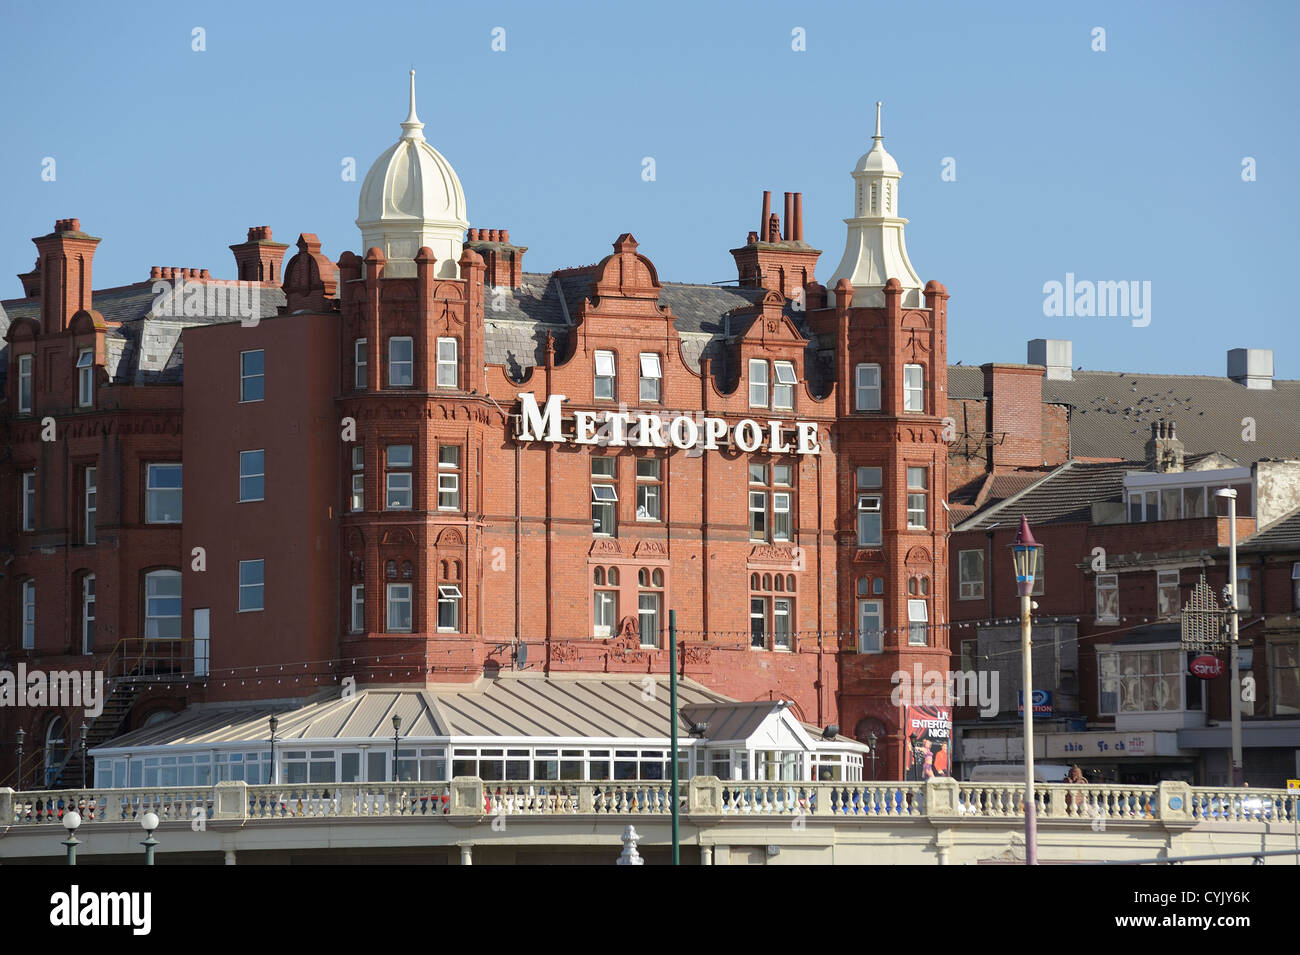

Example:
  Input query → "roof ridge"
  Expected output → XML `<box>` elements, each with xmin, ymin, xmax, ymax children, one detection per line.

<box><xmin>954</xmin><ymin>461</ymin><xmax>1075</xmax><ymax>530</ymax></box>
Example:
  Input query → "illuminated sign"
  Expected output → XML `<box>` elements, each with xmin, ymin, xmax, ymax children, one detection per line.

<box><xmin>514</xmin><ymin>393</ymin><xmax>822</xmax><ymax>455</ymax></box>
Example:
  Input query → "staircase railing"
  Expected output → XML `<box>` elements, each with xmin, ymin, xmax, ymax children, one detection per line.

<box><xmin>104</xmin><ymin>637</ymin><xmax>200</xmax><ymax>681</ymax></box>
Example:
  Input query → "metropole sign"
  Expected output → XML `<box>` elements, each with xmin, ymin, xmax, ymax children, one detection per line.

<box><xmin>514</xmin><ymin>393</ymin><xmax>823</xmax><ymax>455</ymax></box>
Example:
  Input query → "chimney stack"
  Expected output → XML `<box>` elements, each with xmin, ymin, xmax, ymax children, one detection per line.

<box><xmin>464</xmin><ymin>228</ymin><xmax>527</xmax><ymax>289</ymax></box>
<box><xmin>230</xmin><ymin>226</ymin><xmax>290</xmax><ymax>284</ymax></box>
<box><xmin>759</xmin><ymin>191</ymin><xmax>771</xmax><ymax>244</ymax></box>
<box><xmin>1144</xmin><ymin>419</ymin><xmax>1184</xmax><ymax>473</ymax></box>
<box><xmin>1227</xmin><ymin>348</ymin><xmax>1273</xmax><ymax>389</ymax></box>
<box><xmin>783</xmin><ymin>193</ymin><xmax>794</xmax><ymax>241</ymax></box>
<box><xmin>1027</xmin><ymin>339</ymin><xmax>1073</xmax><ymax>380</ymax></box>
<box><xmin>793</xmin><ymin>193</ymin><xmax>804</xmax><ymax>242</ymax></box>
<box><xmin>32</xmin><ymin>218</ymin><xmax>100</xmax><ymax>333</ymax></box>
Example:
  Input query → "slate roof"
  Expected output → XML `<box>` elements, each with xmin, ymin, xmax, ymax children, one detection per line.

<box><xmin>1240</xmin><ymin>504</ymin><xmax>1300</xmax><ymax>553</ymax></box>
<box><xmin>946</xmin><ymin>363</ymin><xmax>1300</xmax><ymax>463</ymax></box>
<box><xmin>486</xmin><ymin>272</ymin><xmax>828</xmax><ymax>392</ymax></box>
<box><xmin>1042</xmin><ymin>371</ymin><xmax>1300</xmax><ymax>462</ymax></box>
<box><xmin>1</xmin><ymin>282</ymin><xmax>285</xmax><ymax>385</ymax></box>
<box><xmin>954</xmin><ymin>460</ymin><xmax>1138</xmax><ymax>530</ymax></box>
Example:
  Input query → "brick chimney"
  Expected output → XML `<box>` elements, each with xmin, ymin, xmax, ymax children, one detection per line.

<box><xmin>981</xmin><ymin>363</ymin><xmax>1047</xmax><ymax>469</ymax></box>
<box><xmin>230</xmin><ymin>226</ymin><xmax>290</xmax><ymax>284</ymax></box>
<box><xmin>731</xmin><ymin>190</ymin><xmax>820</xmax><ymax>301</ymax></box>
<box><xmin>1144</xmin><ymin>419</ymin><xmax>1184</xmax><ymax>473</ymax></box>
<box><xmin>32</xmin><ymin>218</ymin><xmax>100</xmax><ymax>333</ymax></box>
<box><xmin>464</xmin><ymin>228</ymin><xmax>526</xmax><ymax>289</ymax></box>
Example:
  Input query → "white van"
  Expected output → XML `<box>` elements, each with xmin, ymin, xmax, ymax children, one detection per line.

<box><xmin>967</xmin><ymin>763</ymin><xmax>1071</xmax><ymax>783</ymax></box>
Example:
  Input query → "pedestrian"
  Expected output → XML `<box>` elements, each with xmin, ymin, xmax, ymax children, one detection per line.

<box><xmin>1065</xmin><ymin>764</ymin><xmax>1086</xmax><ymax>814</ymax></box>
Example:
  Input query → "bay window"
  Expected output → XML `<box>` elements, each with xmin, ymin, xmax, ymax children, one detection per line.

<box><xmin>907</xmin><ymin>599</ymin><xmax>928</xmax><ymax>646</ymax></box>
<box><xmin>386</xmin><ymin>445</ymin><xmax>413</xmax><ymax>510</ymax></box>
<box><xmin>389</xmin><ymin>337</ymin><xmax>413</xmax><ymax>387</ymax></box>
<box><xmin>437</xmin><ymin>584</ymin><xmax>462</xmax><ymax>632</ymax></box>
<box><xmin>386</xmin><ymin>583</ymin><xmax>412</xmax><ymax>632</ymax></box>
<box><xmin>906</xmin><ymin>466</ymin><xmax>928</xmax><ymax>529</ymax></box>
<box><xmin>436</xmin><ymin>337</ymin><xmax>458</xmax><ymax>388</ymax></box>
<box><xmin>854</xmin><ymin>363</ymin><xmax>880</xmax><ymax>411</ymax></box>
<box><xmin>903</xmin><ymin>363</ymin><xmax>924</xmax><ymax>412</ymax></box>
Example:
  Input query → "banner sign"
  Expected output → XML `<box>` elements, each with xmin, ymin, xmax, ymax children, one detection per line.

<box><xmin>904</xmin><ymin>706</ymin><xmax>952</xmax><ymax>780</ymax></box>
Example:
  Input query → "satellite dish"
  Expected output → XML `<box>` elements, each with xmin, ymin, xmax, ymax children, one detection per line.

<box><xmin>516</xmin><ymin>642</ymin><xmax>528</xmax><ymax>669</ymax></box>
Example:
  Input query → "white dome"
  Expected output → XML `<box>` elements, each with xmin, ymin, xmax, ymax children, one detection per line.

<box><xmin>853</xmin><ymin>101</ymin><xmax>900</xmax><ymax>175</ymax></box>
<box><xmin>854</xmin><ymin>140</ymin><xmax>899</xmax><ymax>175</ymax></box>
<box><xmin>826</xmin><ymin>102</ymin><xmax>922</xmax><ymax>308</ymax></box>
<box><xmin>356</xmin><ymin>71</ymin><xmax>469</xmax><ymax>279</ymax></box>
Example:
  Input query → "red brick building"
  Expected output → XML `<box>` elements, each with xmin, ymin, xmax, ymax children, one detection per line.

<box><xmin>946</xmin><ymin>344</ymin><xmax>1300</xmax><ymax>787</ymax></box>
<box><xmin>1</xmin><ymin>84</ymin><xmax>951</xmax><ymax>784</ymax></box>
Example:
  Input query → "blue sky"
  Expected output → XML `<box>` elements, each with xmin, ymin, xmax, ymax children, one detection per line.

<box><xmin>3</xmin><ymin>0</ymin><xmax>1297</xmax><ymax>377</ymax></box>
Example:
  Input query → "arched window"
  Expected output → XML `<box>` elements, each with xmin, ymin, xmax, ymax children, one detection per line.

<box><xmin>639</xmin><ymin>568</ymin><xmax>649</xmax><ymax>587</ymax></box>
<box><xmin>762</xmin><ymin>573</ymin><xmax>772</xmax><ymax>591</ymax></box>
<box><xmin>44</xmin><ymin>717</ymin><xmax>68</xmax><ymax>788</ymax></box>
<box><xmin>652</xmin><ymin>569</ymin><xmax>663</xmax><ymax>588</ymax></box>
<box><xmin>401</xmin><ymin>560</ymin><xmax>413</xmax><ymax>580</ymax></box>
<box><xmin>594</xmin><ymin>567</ymin><xmax>605</xmax><ymax>586</ymax></box>
<box><xmin>386</xmin><ymin>561</ymin><xmax>398</xmax><ymax>579</ymax></box>
<box><xmin>751</xmin><ymin>573</ymin><xmax>760</xmax><ymax>590</ymax></box>
<box><xmin>607</xmin><ymin>567</ymin><xmax>619</xmax><ymax>586</ymax></box>
<box><xmin>786</xmin><ymin>575</ymin><xmax>796</xmax><ymax>591</ymax></box>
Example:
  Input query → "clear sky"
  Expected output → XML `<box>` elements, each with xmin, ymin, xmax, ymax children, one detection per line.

<box><xmin>3</xmin><ymin>0</ymin><xmax>1297</xmax><ymax>378</ymax></box>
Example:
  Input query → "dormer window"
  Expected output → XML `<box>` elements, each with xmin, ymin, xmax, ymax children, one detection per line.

<box><xmin>773</xmin><ymin>361</ymin><xmax>796</xmax><ymax>409</ymax></box>
<box><xmin>76</xmin><ymin>349</ymin><xmax>94</xmax><ymax>407</ymax></box>
<box><xmin>17</xmin><ymin>354</ymin><xmax>33</xmax><ymax>413</ymax></box>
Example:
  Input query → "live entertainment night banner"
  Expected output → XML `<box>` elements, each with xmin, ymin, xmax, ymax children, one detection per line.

<box><xmin>904</xmin><ymin>705</ymin><xmax>952</xmax><ymax>780</ymax></box>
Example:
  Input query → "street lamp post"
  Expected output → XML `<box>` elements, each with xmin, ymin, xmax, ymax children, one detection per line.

<box><xmin>1215</xmin><ymin>488</ymin><xmax>1245</xmax><ymax>786</ymax></box>
<box><xmin>79</xmin><ymin>721</ymin><xmax>88</xmax><ymax>787</ymax></box>
<box><xmin>140</xmin><ymin>811</ymin><xmax>159</xmax><ymax>865</ymax></box>
<box><xmin>1010</xmin><ymin>515</ymin><xmax>1043</xmax><ymax>866</ymax></box>
<box><xmin>867</xmin><ymin>731</ymin><xmax>878</xmax><ymax>781</ymax></box>
<box><xmin>15</xmin><ymin>729</ymin><xmax>24</xmax><ymax>790</ymax></box>
<box><xmin>392</xmin><ymin>714</ymin><xmax>402</xmax><ymax>782</ymax></box>
<box><xmin>62</xmin><ymin>810</ymin><xmax>82</xmax><ymax>865</ymax></box>
<box><xmin>267</xmin><ymin>715</ymin><xmax>279</xmax><ymax>785</ymax></box>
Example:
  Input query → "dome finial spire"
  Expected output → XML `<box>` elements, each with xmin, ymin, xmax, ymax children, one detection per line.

<box><xmin>874</xmin><ymin>101</ymin><xmax>883</xmax><ymax>142</ymax></box>
<box><xmin>401</xmin><ymin>68</ymin><xmax>425</xmax><ymax>141</ymax></box>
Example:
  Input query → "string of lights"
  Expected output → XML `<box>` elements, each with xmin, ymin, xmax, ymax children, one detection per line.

<box><xmin>91</xmin><ymin>610</ymin><xmax>1269</xmax><ymax>693</ymax></box>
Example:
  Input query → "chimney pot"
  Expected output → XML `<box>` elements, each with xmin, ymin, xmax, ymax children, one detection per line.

<box><xmin>501</xmin><ymin>230</ymin><xmax>510</xmax><ymax>244</ymax></box>
<box><xmin>783</xmin><ymin>192</ymin><xmax>794</xmax><ymax>242</ymax></box>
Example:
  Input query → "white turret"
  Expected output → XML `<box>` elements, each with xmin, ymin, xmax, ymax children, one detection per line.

<box><xmin>825</xmin><ymin>102</ymin><xmax>923</xmax><ymax>307</ymax></box>
<box><xmin>356</xmin><ymin>70</ymin><xmax>469</xmax><ymax>279</ymax></box>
